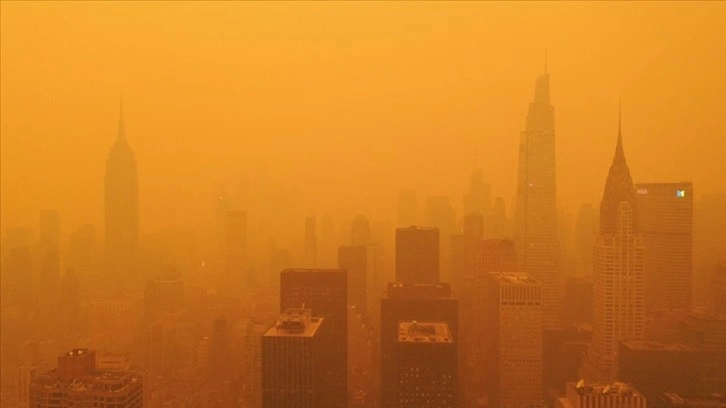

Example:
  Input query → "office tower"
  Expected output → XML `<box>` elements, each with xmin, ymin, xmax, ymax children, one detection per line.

<box><xmin>716</xmin><ymin>259</ymin><xmax>726</xmax><ymax>315</ymax></box>
<box><xmin>636</xmin><ymin>182</ymin><xmax>694</xmax><ymax>312</ymax></box>
<box><xmin>695</xmin><ymin>193</ymin><xmax>726</xmax><ymax>310</ymax></box>
<box><xmin>338</xmin><ymin>245</ymin><xmax>377</xmax><ymax>316</ymax></box>
<box><xmin>561</xmin><ymin>277</ymin><xmax>593</xmax><ymax>326</ymax></box>
<box><xmin>395</xmin><ymin>226</ymin><xmax>439</xmax><ymax>283</ymax></box>
<box><xmin>67</xmin><ymin>224</ymin><xmax>96</xmax><ymax>277</ymax></box>
<box><xmin>380</xmin><ymin>282</ymin><xmax>458</xmax><ymax>408</ymax></box>
<box><xmin>463</xmin><ymin>212</ymin><xmax>484</xmax><ymax>239</ymax></box>
<box><xmin>575</xmin><ymin>204</ymin><xmax>597</xmax><ymax>277</ymax></box>
<box><xmin>392</xmin><ymin>321</ymin><xmax>457</xmax><ymax>407</ymax></box>
<box><xmin>555</xmin><ymin>382</ymin><xmax>646</xmax><ymax>408</ymax></box>
<box><xmin>424</xmin><ymin>196</ymin><xmax>457</xmax><ymax>281</ymax></box>
<box><xmin>679</xmin><ymin>311</ymin><xmax>726</xmax><ymax>391</ymax></box>
<box><xmin>225</xmin><ymin>210</ymin><xmax>247</xmax><ymax>289</ymax></box>
<box><xmin>397</xmin><ymin>189</ymin><xmax>417</xmax><ymax>227</ymax></box>
<box><xmin>30</xmin><ymin>349</ymin><xmax>143</xmax><ymax>407</ymax></box>
<box><xmin>208</xmin><ymin>317</ymin><xmax>234</xmax><ymax>384</ymax></box>
<box><xmin>280</xmin><ymin>269</ymin><xmax>347</xmax><ymax>408</ymax></box>
<box><xmin>16</xmin><ymin>364</ymin><xmax>38</xmax><ymax>408</ymax></box>
<box><xmin>304</xmin><ymin>216</ymin><xmax>317</xmax><ymax>268</ymax></box>
<box><xmin>463</xmin><ymin>169</ymin><xmax>492</xmax><ymax>218</ymax></box>
<box><xmin>474</xmin><ymin>238</ymin><xmax>516</xmax><ymax>278</ymax></box>
<box><xmin>542</xmin><ymin>325</ymin><xmax>592</xmax><ymax>402</ymax></box>
<box><xmin>488</xmin><ymin>197</ymin><xmax>508</xmax><ymax>239</ymax></box>
<box><xmin>482</xmin><ymin>272</ymin><xmax>543</xmax><ymax>408</ymax></box>
<box><xmin>59</xmin><ymin>269</ymin><xmax>80</xmax><ymax>333</ymax></box>
<box><xmin>241</xmin><ymin>318</ymin><xmax>267</xmax><ymax>408</ymax></box>
<box><xmin>451</xmin><ymin>213</ymin><xmax>483</xmax><ymax>290</ymax></box>
<box><xmin>515</xmin><ymin>71</ymin><xmax>560</xmax><ymax>326</ymax></box>
<box><xmin>144</xmin><ymin>268</ymin><xmax>184</xmax><ymax>323</ymax></box>
<box><xmin>618</xmin><ymin>340</ymin><xmax>703</xmax><ymax>402</ymax></box>
<box><xmin>1</xmin><ymin>246</ymin><xmax>33</xmax><ymax>310</ymax></box>
<box><xmin>351</xmin><ymin>214</ymin><xmax>372</xmax><ymax>246</ymax></box>
<box><xmin>262</xmin><ymin>308</ymin><xmax>330</xmax><ymax>408</ymax></box>
<box><xmin>105</xmin><ymin>100</ymin><xmax>139</xmax><ymax>278</ymax></box>
<box><xmin>584</xmin><ymin>116</ymin><xmax>645</xmax><ymax>383</ymax></box>
<box><xmin>38</xmin><ymin>209</ymin><xmax>60</xmax><ymax>300</ymax></box>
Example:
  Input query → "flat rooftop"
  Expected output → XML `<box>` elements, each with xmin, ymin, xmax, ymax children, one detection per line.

<box><xmin>398</xmin><ymin>321</ymin><xmax>453</xmax><ymax>344</ymax></box>
<box><xmin>569</xmin><ymin>381</ymin><xmax>643</xmax><ymax>397</ymax></box>
<box><xmin>264</xmin><ymin>308</ymin><xmax>323</xmax><ymax>338</ymax></box>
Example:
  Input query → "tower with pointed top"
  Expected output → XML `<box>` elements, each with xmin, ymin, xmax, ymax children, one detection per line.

<box><xmin>104</xmin><ymin>100</ymin><xmax>139</xmax><ymax>281</ymax></box>
<box><xmin>583</xmin><ymin>112</ymin><xmax>645</xmax><ymax>383</ymax></box>
<box><xmin>515</xmin><ymin>71</ymin><xmax>560</xmax><ymax>326</ymax></box>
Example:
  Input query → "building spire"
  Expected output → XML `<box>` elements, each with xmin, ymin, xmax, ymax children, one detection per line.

<box><xmin>117</xmin><ymin>95</ymin><xmax>126</xmax><ymax>142</ymax></box>
<box><xmin>614</xmin><ymin>101</ymin><xmax>625</xmax><ymax>164</ymax></box>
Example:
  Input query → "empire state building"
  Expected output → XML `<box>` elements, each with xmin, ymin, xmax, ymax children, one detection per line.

<box><xmin>515</xmin><ymin>71</ymin><xmax>560</xmax><ymax>326</ymax></box>
<box><xmin>104</xmin><ymin>101</ymin><xmax>139</xmax><ymax>275</ymax></box>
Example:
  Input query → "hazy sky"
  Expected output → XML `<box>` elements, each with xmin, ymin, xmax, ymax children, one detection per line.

<box><xmin>2</xmin><ymin>2</ymin><xmax>725</xmax><ymax>241</ymax></box>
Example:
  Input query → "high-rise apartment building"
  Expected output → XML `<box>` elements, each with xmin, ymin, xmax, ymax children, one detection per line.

<box><xmin>280</xmin><ymin>269</ymin><xmax>347</xmax><ymax>408</ymax></box>
<box><xmin>482</xmin><ymin>272</ymin><xmax>543</xmax><ymax>408</ymax></box>
<box><xmin>29</xmin><ymin>349</ymin><xmax>143</xmax><ymax>407</ymax></box>
<box><xmin>262</xmin><ymin>309</ymin><xmax>331</xmax><ymax>408</ymax></box>
<box><xmin>584</xmin><ymin>116</ymin><xmax>645</xmax><ymax>383</ymax></box>
<box><xmin>395</xmin><ymin>226</ymin><xmax>439</xmax><ymax>284</ymax></box>
<box><xmin>635</xmin><ymin>182</ymin><xmax>694</xmax><ymax>312</ymax></box>
<box><xmin>392</xmin><ymin>321</ymin><xmax>457</xmax><ymax>408</ymax></box>
<box><xmin>515</xmin><ymin>71</ymin><xmax>560</xmax><ymax>326</ymax></box>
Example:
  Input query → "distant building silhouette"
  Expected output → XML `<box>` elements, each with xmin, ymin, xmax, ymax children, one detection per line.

<box><xmin>104</xmin><ymin>100</ymin><xmax>139</xmax><ymax>284</ymax></box>
<box><xmin>225</xmin><ymin>210</ymin><xmax>247</xmax><ymax>290</ymax></box>
<box><xmin>30</xmin><ymin>349</ymin><xmax>143</xmax><ymax>407</ymax></box>
<box><xmin>397</xmin><ymin>189</ymin><xmax>417</xmax><ymax>227</ymax></box>
<box><xmin>635</xmin><ymin>182</ymin><xmax>694</xmax><ymax>313</ymax></box>
<box><xmin>262</xmin><ymin>308</ymin><xmax>331</xmax><ymax>408</ymax></box>
<box><xmin>338</xmin><ymin>245</ymin><xmax>378</xmax><ymax>316</ymax></box>
<box><xmin>144</xmin><ymin>268</ymin><xmax>184</xmax><ymax>323</ymax></box>
<box><xmin>488</xmin><ymin>197</ymin><xmax>508</xmax><ymax>239</ymax></box>
<box><xmin>351</xmin><ymin>214</ymin><xmax>372</xmax><ymax>246</ymax></box>
<box><xmin>481</xmin><ymin>272</ymin><xmax>543</xmax><ymax>408</ymax></box>
<box><xmin>584</xmin><ymin>114</ymin><xmax>645</xmax><ymax>383</ymax></box>
<box><xmin>38</xmin><ymin>209</ymin><xmax>60</xmax><ymax>300</ymax></box>
<box><xmin>66</xmin><ymin>224</ymin><xmax>96</xmax><ymax>279</ymax></box>
<box><xmin>392</xmin><ymin>321</ymin><xmax>458</xmax><ymax>407</ymax></box>
<box><xmin>304</xmin><ymin>217</ymin><xmax>317</xmax><ymax>268</ymax></box>
<box><xmin>395</xmin><ymin>226</ymin><xmax>439</xmax><ymax>284</ymax></box>
<box><xmin>679</xmin><ymin>311</ymin><xmax>726</xmax><ymax>392</ymax></box>
<box><xmin>463</xmin><ymin>169</ymin><xmax>492</xmax><ymax>220</ymax></box>
<box><xmin>574</xmin><ymin>203</ymin><xmax>597</xmax><ymax>277</ymax></box>
<box><xmin>514</xmin><ymin>71</ymin><xmax>560</xmax><ymax>326</ymax></box>
<box><xmin>280</xmin><ymin>269</ymin><xmax>347</xmax><ymax>408</ymax></box>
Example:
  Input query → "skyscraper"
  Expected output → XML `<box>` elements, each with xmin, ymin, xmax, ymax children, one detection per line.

<box><xmin>397</xmin><ymin>189</ymin><xmax>417</xmax><ymax>227</ymax></box>
<box><xmin>395</xmin><ymin>226</ymin><xmax>439</xmax><ymax>284</ymax></box>
<box><xmin>482</xmin><ymin>272</ymin><xmax>543</xmax><ymax>408</ymax></box>
<box><xmin>262</xmin><ymin>308</ymin><xmax>331</xmax><ymax>408</ymax></box>
<box><xmin>225</xmin><ymin>210</ymin><xmax>247</xmax><ymax>289</ymax></box>
<box><xmin>380</xmin><ymin>282</ymin><xmax>458</xmax><ymax>408</ymax></box>
<box><xmin>635</xmin><ymin>182</ymin><xmax>693</xmax><ymax>312</ymax></box>
<box><xmin>584</xmin><ymin>115</ymin><xmax>645</xmax><ymax>383</ymax></box>
<box><xmin>463</xmin><ymin>169</ymin><xmax>492</xmax><ymax>218</ymax></box>
<box><xmin>280</xmin><ymin>269</ymin><xmax>347</xmax><ymax>408</ymax></box>
<box><xmin>515</xmin><ymin>71</ymin><xmax>560</xmax><ymax>326</ymax></box>
<box><xmin>38</xmin><ymin>209</ymin><xmax>60</xmax><ymax>300</ymax></box>
<box><xmin>338</xmin><ymin>244</ymin><xmax>377</xmax><ymax>316</ymax></box>
<box><xmin>104</xmin><ymin>100</ymin><xmax>139</xmax><ymax>280</ymax></box>
<box><xmin>392</xmin><ymin>321</ymin><xmax>458</xmax><ymax>408</ymax></box>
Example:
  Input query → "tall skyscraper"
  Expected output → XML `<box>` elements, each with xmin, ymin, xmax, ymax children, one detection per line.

<box><xmin>30</xmin><ymin>349</ymin><xmax>143</xmax><ymax>407</ymax></box>
<box><xmin>391</xmin><ymin>321</ymin><xmax>458</xmax><ymax>408</ymax></box>
<box><xmin>104</xmin><ymin>101</ymin><xmax>139</xmax><ymax>279</ymax></box>
<box><xmin>397</xmin><ymin>189</ymin><xmax>417</xmax><ymax>227</ymax></box>
<box><xmin>262</xmin><ymin>308</ymin><xmax>331</xmax><ymax>408</ymax></box>
<box><xmin>488</xmin><ymin>197</ymin><xmax>508</xmax><ymax>239</ymax></box>
<box><xmin>280</xmin><ymin>269</ymin><xmax>347</xmax><ymax>408</ymax></box>
<box><xmin>584</xmin><ymin>116</ymin><xmax>645</xmax><ymax>383</ymax></box>
<box><xmin>225</xmin><ymin>210</ymin><xmax>248</xmax><ymax>289</ymax></box>
<box><xmin>338</xmin><ymin>245</ymin><xmax>377</xmax><ymax>316</ymax></box>
<box><xmin>304</xmin><ymin>216</ymin><xmax>317</xmax><ymax>268</ymax></box>
<box><xmin>515</xmin><ymin>71</ymin><xmax>560</xmax><ymax>326</ymax></box>
<box><xmin>635</xmin><ymin>182</ymin><xmax>694</xmax><ymax>312</ymax></box>
<box><xmin>38</xmin><ymin>209</ymin><xmax>60</xmax><ymax>300</ymax></box>
<box><xmin>395</xmin><ymin>226</ymin><xmax>439</xmax><ymax>284</ymax></box>
<box><xmin>482</xmin><ymin>272</ymin><xmax>543</xmax><ymax>408</ymax></box>
<box><xmin>463</xmin><ymin>169</ymin><xmax>492</xmax><ymax>218</ymax></box>
<box><xmin>575</xmin><ymin>203</ymin><xmax>597</xmax><ymax>277</ymax></box>
<box><xmin>351</xmin><ymin>214</ymin><xmax>372</xmax><ymax>246</ymax></box>
<box><xmin>380</xmin><ymin>282</ymin><xmax>458</xmax><ymax>408</ymax></box>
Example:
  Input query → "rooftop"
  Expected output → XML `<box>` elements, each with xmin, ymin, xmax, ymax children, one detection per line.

<box><xmin>491</xmin><ymin>272</ymin><xmax>539</xmax><ymax>285</ymax></box>
<box><xmin>621</xmin><ymin>340</ymin><xmax>695</xmax><ymax>352</ymax></box>
<box><xmin>264</xmin><ymin>308</ymin><xmax>323</xmax><ymax>338</ymax></box>
<box><xmin>570</xmin><ymin>381</ymin><xmax>643</xmax><ymax>397</ymax></box>
<box><xmin>398</xmin><ymin>321</ymin><xmax>453</xmax><ymax>344</ymax></box>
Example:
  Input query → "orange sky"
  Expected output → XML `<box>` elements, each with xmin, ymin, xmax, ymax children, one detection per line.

<box><xmin>2</xmin><ymin>1</ymin><xmax>725</xmax><ymax>243</ymax></box>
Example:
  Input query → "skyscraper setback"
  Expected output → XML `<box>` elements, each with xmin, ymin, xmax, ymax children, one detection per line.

<box><xmin>584</xmin><ymin>115</ymin><xmax>645</xmax><ymax>383</ymax></box>
<box><xmin>515</xmin><ymin>71</ymin><xmax>560</xmax><ymax>326</ymax></box>
<box><xmin>104</xmin><ymin>101</ymin><xmax>139</xmax><ymax>282</ymax></box>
